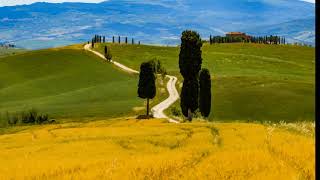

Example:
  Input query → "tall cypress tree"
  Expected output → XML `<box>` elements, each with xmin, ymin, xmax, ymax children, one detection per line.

<box><xmin>104</xmin><ymin>46</ymin><xmax>108</xmax><ymax>60</ymax></box>
<box><xmin>103</xmin><ymin>36</ymin><xmax>105</xmax><ymax>43</ymax></box>
<box><xmin>132</xmin><ymin>38</ymin><xmax>134</xmax><ymax>44</ymax></box>
<box><xmin>125</xmin><ymin>37</ymin><xmax>128</xmax><ymax>44</ymax></box>
<box><xmin>104</xmin><ymin>46</ymin><xmax>112</xmax><ymax>61</ymax></box>
<box><xmin>118</xmin><ymin>36</ymin><xmax>120</xmax><ymax>44</ymax></box>
<box><xmin>138</xmin><ymin>62</ymin><xmax>156</xmax><ymax>117</ymax></box>
<box><xmin>199</xmin><ymin>68</ymin><xmax>211</xmax><ymax>118</ymax></box>
<box><xmin>112</xmin><ymin>36</ymin><xmax>115</xmax><ymax>43</ymax></box>
<box><xmin>179</xmin><ymin>30</ymin><xmax>202</xmax><ymax>121</ymax></box>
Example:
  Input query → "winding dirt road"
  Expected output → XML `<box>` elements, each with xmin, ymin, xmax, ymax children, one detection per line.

<box><xmin>84</xmin><ymin>43</ymin><xmax>179</xmax><ymax>123</ymax></box>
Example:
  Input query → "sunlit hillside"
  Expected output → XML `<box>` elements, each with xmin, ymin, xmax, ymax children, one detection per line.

<box><xmin>94</xmin><ymin>43</ymin><xmax>315</xmax><ymax>122</ymax></box>
<box><xmin>0</xmin><ymin>45</ymin><xmax>168</xmax><ymax>124</ymax></box>
<box><xmin>0</xmin><ymin>119</ymin><xmax>314</xmax><ymax>179</ymax></box>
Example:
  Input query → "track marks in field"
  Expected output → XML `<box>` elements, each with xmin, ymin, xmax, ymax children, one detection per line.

<box><xmin>207</xmin><ymin>125</ymin><xmax>223</xmax><ymax>147</ymax></box>
<box><xmin>265</xmin><ymin>127</ymin><xmax>314</xmax><ymax>179</ymax></box>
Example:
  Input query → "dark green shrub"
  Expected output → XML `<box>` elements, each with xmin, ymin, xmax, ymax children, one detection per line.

<box><xmin>3</xmin><ymin>109</ymin><xmax>50</xmax><ymax>125</ymax></box>
<box><xmin>148</xmin><ymin>58</ymin><xmax>167</xmax><ymax>78</ymax></box>
<box><xmin>36</xmin><ymin>114</ymin><xmax>49</xmax><ymax>124</ymax></box>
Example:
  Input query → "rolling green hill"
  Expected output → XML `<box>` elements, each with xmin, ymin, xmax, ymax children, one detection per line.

<box><xmin>0</xmin><ymin>46</ymin><xmax>147</xmax><ymax>122</ymax></box>
<box><xmin>94</xmin><ymin>43</ymin><xmax>315</xmax><ymax>122</ymax></box>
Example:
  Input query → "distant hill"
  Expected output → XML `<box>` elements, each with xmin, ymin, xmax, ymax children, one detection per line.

<box><xmin>245</xmin><ymin>18</ymin><xmax>315</xmax><ymax>45</ymax></box>
<box><xmin>0</xmin><ymin>0</ymin><xmax>315</xmax><ymax>49</ymax></box>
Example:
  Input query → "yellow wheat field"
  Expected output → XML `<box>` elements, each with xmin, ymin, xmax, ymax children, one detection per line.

<box><xmin>0</xmin><ymin>118</ymin><xmax>315</xmax><ymax>180</ymax></box>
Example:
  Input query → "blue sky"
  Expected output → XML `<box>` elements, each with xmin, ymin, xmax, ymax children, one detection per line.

<box><xmin>0</xmin><ymin>0</ymin><xmax>315</xmax><ymax>7</ymax></box>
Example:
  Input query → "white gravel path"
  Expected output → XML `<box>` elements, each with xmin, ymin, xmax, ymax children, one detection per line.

<box><xmin>84</xmin><ymin>43</ymin><xmax>179</xmax><ymax>123</ymax></box>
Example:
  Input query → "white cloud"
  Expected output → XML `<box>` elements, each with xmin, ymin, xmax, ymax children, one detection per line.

<box><xmin>0</xmin><ymin>0</ymin><xmax>106</xmax><ymax>7</ymax></box>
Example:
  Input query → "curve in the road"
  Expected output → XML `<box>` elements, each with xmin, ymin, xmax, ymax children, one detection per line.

<box><xmin>84</xmin><ymin>43</ymin><xmax>180</xmax><ymax>123</ymax></box>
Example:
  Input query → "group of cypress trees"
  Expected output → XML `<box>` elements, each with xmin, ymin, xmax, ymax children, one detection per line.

<box><xmin>250</xmin><ymin>35</ymin><xmax>285</xmax><ymax>44</ymax></box>
<box><xmin>179</xmin><ymin>30</ymin><xmax>212</xmax><ymax>121</ymax></box>
<box><xmin>209</xmin><ymin>35</ymin><xmax>286</xmax><ymax>45</ymax></box>
<box><xmin>91</xmin><ymin>34</ymin><xmax>105</xmax><ymax>48</ymax></box>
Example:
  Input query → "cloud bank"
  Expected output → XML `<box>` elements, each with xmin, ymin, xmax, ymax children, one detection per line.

<box><xmin>0</xmin><ymin>0</ymin><xmax>315</xmax><ymax>7</ymax></box>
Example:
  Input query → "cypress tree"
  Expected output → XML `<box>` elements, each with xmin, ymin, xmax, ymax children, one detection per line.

<box><xmin>104</xmin><ymin>46</ymin><xmax>108</xmax><ymax>60</ymax></box>
<box><xmin>103</xmin><ymin>36</ymin><xmax>105</xmax><ymax>43</ymax></box>
<box><xmin>104</xmin><ymin>46</ymin><xmax>112</xmax><ymax>61</ymax></box>
<box><xmin>138</xmin><ymin>62</ymin><xmax>156</xmax><ymax>117</ymax></box>
<box><xmin>180</xmin><ymin>79</ymin><xmax>199</xmax><ymax>121</ymax></box>
<box><xmin>179</xmin><ymin>30</ymin><xmax>202</xmax><ymax>121</ymax></box>
<box><xmin>92</xmin><ymin>39</ymin><xmax>94</xmax><ymax>48</ymax></box>
<box><xmin>118</xmin><ymin>36</ymin><xmax>120</xmax><ymax>44</ymax></box>
<box><xmin>132</xmin><ymin>38</ymin><xmax>134</xmax><ymax>44</ymax></box>
<box><xmin>199</xmin><ymin>68</ymin><xmax>211</xmax><ymax>118</ymax></box>
<box><xmin>125</xmin><ymin>37</ymin><xmax>128</xmax><ymax>44</ymax></box>
<box><xmin>112</xmin><ymin>36</ymin><xmax>115</xmax><ymax>43</ymax></box>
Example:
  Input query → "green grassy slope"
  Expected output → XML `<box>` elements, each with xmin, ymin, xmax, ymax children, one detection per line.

<box><xmin>0</xmin><ymin>47</ymin><xmax>144</xmax><ymax>121</ymax></box>
<box><xmin>95</xmin><ymin>43</ymin><xmax>315</xmax><ymax>122</ymax></box>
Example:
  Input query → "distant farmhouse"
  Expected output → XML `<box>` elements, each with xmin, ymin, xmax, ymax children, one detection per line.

<box><xmin>225</xmin><ymin>32</ymin><xmax>252</xmax><ymax>40</ymax></box>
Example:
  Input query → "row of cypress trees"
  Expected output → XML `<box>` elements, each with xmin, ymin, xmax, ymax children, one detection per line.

<box><xmin>209</xmin><ymin>35</ymin><xmax>286</xmax><ymax>44</ymax></box>
<box><xmin>90</xmin><ymin>35</ymin><xmax>141</xmax><ymax>47</ymax></box>
<box><xmin>112</xmin><ymin>36</ymin><xmax>140</xmax><ymax>45</ymax></box>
